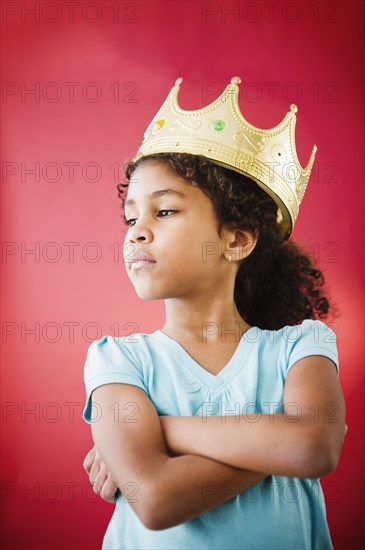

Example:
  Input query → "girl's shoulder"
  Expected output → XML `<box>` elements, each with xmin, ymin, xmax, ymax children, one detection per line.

<box><xmin>275</xmin><ymin>319</ymin><xmax>339</xmax><ymax>376</ymax></box>
<box><xmin>241</xmin><ymin>318</ymin><xmax>336</xmax><ymax>348</ymax></box>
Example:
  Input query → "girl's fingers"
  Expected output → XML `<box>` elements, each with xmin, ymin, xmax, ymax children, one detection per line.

<box><xmin>83</xmin><ymin>446</ymin><xmax>96</xmax><ymax>474</ymax></box>
<box><xmin>89</xmin><ymin>456</ymin><xmax>101</xmax><ymax>484</ymax></box>
<box><xmin>93</xmin><ymin>469</ymin><xmax>119</xmax><ymax>504</ymax></box>
<box><xmin>93</xmin><ymin>467</ymin><xmax>108</xmax><ymax>494</ymax></box>
<box><xmin>84</xmin><ymin>449</ymin><xmax>119</xmax><ymax>504</ymax></box>
<box><xmin>100</xmin><ymin>473</ymin><xmax>120</xmax><ymax>503</ymax></box>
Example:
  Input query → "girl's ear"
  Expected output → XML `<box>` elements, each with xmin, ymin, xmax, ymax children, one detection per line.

<box><xmin>222</xmin><ymin>224</ymin><xmax>258</xmax><ymax>262</ymax></box>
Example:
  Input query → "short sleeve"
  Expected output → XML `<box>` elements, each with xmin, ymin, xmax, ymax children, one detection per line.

<box><xmin>82</xmin><ymin>335</ymin><xmax>148</xmax><ymax>424</ymax></box>
<box><xmin>284</xmin><ymin>319</ymin><xmax>339</xmax><ymax>376</ymax></box>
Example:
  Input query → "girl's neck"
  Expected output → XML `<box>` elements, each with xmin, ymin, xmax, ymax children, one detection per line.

<box><xmin>162</xmin><ymin>296</ymin><xmax>251</xmax><ymax>343</ymax></box>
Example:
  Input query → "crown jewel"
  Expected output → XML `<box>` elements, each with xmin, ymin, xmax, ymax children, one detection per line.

<box><xmin>133</xmin><ymin>76</ymin><xmax>317</xmax><ymax>240</ymax></box>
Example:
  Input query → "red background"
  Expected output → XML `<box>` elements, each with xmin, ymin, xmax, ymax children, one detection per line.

<box><xmin>1</xmin><ymin>1</ymin><xmax>364</xmax><ymax>549</ymax></box>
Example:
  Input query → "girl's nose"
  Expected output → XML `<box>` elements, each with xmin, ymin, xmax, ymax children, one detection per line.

<box><xmin>127</xmin><ymin>220</ymin><xmax>152</xmax><ymax>243</ymax></box>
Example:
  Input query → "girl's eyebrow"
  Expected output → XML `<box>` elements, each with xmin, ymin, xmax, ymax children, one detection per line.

<box><xmin>125</xmin><ymin>189</ymin><xmax>187</xmax><ymax>207</ymax></box>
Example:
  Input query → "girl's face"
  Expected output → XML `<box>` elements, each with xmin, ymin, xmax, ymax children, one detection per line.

<box><xmin>123</xmin><ymin>161</ymin><xmax>237</xmax><ymax>301</ymax></box>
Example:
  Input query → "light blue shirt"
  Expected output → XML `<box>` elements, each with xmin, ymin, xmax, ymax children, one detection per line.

<box><xmin>82</xmin><ymin>319</ymin><xmax>339</xmax><ymax>550</ymax></box>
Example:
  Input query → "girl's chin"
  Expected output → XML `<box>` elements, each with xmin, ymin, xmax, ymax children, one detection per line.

<box><xmin>134</xmin><ymin>285</ymin><xmax>178</xmax><ymax>301</ymax></box>
<box><xmin>133</xmin><ymin>286</ymin><xmax>164</xmax><ymax>300</ymax></box>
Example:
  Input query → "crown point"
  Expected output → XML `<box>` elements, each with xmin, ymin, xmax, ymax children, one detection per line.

<box><xmin>313</xmin><ymin>144</ymin><xmax>318</xmax><ymax>153</ymax></box>
<box><xmin>230</xmin><ymin>76</ymin><xmax>241</xmax><ymax>86</ymax></box>
<box><xmin>175</xmin><ymin>77</ymin><xmax>183</xmax><ymax>86</ymax></box>
<box><xmin>290</xmin><ymin>104</ymin><xmax>298</xmax><ymax>114</ymax></box>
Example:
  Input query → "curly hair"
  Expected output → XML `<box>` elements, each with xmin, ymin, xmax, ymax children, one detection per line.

<box><xmin>116</xmin><ymin>152</ymin><xmax>340</xmax><ymax>330</ymax></box>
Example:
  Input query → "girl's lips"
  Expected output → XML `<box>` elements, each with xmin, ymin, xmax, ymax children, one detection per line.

<box><xmin>130</xmin><ymin>260</ymin><xmax>156</xmax><ymax>271</ymax></box>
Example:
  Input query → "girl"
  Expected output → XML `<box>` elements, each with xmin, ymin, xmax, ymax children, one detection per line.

<box><xmin>82</xmin><ymin>77</ymin><xmax>346</xmax><ymax>549</ymax></box>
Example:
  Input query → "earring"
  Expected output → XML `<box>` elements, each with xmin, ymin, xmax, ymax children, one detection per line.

<box><xmin>228</xmin><ymin>255</ymin><xmax>232</xmax><ymax>263</ymax></box>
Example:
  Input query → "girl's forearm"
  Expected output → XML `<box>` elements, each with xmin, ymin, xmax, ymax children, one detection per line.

<box><xmin>92</xmin><ymin>435</ymin><xmax>268</xmax><ymax>530</ymax></box>
<box><xmin>159</xmin><ymin>414</ymin><xmax>331</xmax><ymax>479</ymax></box>
<box><xmin>147</xmin><ymin>453</ymin><xmax>268</xmax><ymax>530</ymax></box>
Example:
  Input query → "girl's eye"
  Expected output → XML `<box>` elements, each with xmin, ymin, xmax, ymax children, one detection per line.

<box><xmin>157</xmin><ymin>209</ymin><xmax>177</xmax><ymax>219</ymax></box>
<box><xmin>123</xmin><ymin>210</ymin><xmax>177</xmax><ymax>227</ymax></box>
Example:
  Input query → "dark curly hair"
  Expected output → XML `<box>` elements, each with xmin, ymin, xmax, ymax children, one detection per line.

<box><xmin>116</xmin><ymin>152</ymin><xmax>340</xmax><ymax>330</ymax></box>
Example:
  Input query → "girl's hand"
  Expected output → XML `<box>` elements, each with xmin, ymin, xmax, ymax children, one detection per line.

<box><xmin>83</xmin><ymin>445</ymin><xmax>120</xmax><ymax>504</ymax></box>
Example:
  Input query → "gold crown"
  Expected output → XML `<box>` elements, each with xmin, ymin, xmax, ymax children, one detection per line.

<box><xmin>133</xmin><ymin>76</ymin><xmax>317</xmax><ymax>240</ymax></box>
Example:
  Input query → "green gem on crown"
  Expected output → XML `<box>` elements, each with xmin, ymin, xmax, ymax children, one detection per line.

<box><xmin>211</xmin><ymin>119</ymin><xmax>225</xmax><ymax>132</ymax></box>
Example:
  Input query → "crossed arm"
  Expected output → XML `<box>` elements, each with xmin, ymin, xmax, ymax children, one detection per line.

<box><xmin>84</xmin><ymin>355</ymin><xmax>346</xmax><ymax>530</ymax></box>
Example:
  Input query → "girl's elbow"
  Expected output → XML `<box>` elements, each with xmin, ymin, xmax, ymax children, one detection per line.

<box><xmin>139</xmin><ymin>498</ymin><xmax>164</xmax><ymax>531</ymax></box>
<box><xmin>319</xmin><ymin>442</ymin><xmax>343</xmax><ymax>477</ymax></box>
<box><xmin>143</xmin><ymin>515</ymin><xmax>167</xmax><ymax>531</ymax></box>
<box><xmin>304</xmin><ymin>452</ymin><xmax>334</xmax><ymax>479</ymax></box>
<box><xmin>301</xmin><ymin>434</ymin><xmax>343</xmax><ymax>479</ymax></box>
<box><xmin>142</xmin><ymin>505</ymin><xmax>171</xmax><ymax>531</ymax></box>
<box><xmin>143</xmin><ymin>499</ymin><xmax>178</xmax><ymax>531</ymax></box>
<box><xmin>143</xmin><ymin>493</ymin><xmax>182</xmax><ymax>531</ymax></box>
<box><xmin>140</xmin><ymin>482</ymin><xmax>171</xmax><ymax>531</ymax></box>
<box><xmin>141</xmin><ymin>511</ymin><xmax>161</xmax><ymax>531</ymax></box>
<box><xmin>124</xmin><ymin>480</ymin><xmax>164</xmax><ymax>531</ymax></box>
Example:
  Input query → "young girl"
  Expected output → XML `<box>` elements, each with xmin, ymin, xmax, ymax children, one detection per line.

<box><xmin>82</xmin><ymin>77</ymin><xmax>346</xmax><ymax>549</ymax></box>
